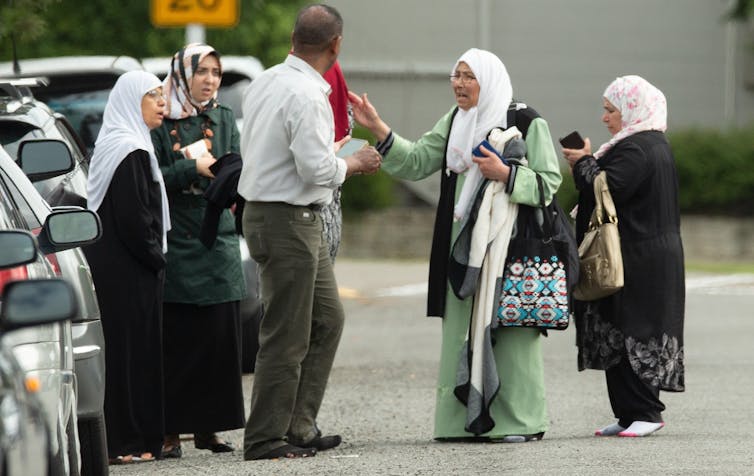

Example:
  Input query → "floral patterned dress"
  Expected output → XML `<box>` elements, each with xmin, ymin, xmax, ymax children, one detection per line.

<box><xmin>572</xmin><ymin>130</ymin><xmax>685</xmax><ymax>393</ymax></box>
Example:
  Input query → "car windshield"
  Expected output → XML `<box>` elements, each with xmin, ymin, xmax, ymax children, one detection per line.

<box><xmin>45</xmin><ymin>90</ymin><xmax>110</xmax><ymax>153</ymax></box>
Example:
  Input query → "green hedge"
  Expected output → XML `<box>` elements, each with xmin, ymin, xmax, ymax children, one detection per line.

<box><xmin>344</xmin><ymin>126</ymin><xmax>754</xmax><ymax>217</ymax></box>
<box><xmin>670</xmin><ymin>126</ymin><xmax>754</xmax><ymax>216</ymax></box>
<box><xmin>340</xmin><ymin>127</ymin><xmax>396</xmax><ymax>214</ymax></box>
<box><xmin>557</xmin><ymin>126</ymin><xmax>754</xmax><ymax>217</ymax></box>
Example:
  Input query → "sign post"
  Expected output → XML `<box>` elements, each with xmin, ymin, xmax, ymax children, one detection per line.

<box><xmin>150</xmin><ymin>0</ymin><xmax>239</xmax><ymax>28</ymax></box>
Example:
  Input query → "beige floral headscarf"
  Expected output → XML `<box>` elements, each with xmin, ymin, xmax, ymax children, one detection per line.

<box><xmin>163</xmin><ymin>43</ymin><xmax>222</xmax><ymax>120</ymax></box>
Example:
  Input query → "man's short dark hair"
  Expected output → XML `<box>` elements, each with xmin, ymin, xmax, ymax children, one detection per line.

<box><xmin>292</xmin><ymin>4</ymin><xmax>343</xmax><ymax>54</ymax></box>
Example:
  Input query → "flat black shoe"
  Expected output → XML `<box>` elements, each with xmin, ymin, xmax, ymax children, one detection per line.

<box><xmin>294</xmin><ymin>434</ymin><xmax>341</xmax><ymax>451</ymax></box>
<box><xmin>246</xmin><ymin>443</ymin><xmax>316</xmax><ymax>460</ymax></box>
<box><xmin>194</xmin><ymin>433</ymin><xmax>235</xmax><ymax>453</ymax></box>
<box><xmin>492</xmin><ymin>432</ymin><xmax>545</xmax><ymax>443</ymax></box>
<box><xmin>160</xmin><ymin>444</ymin><xmax>182</xmax><ymax>459</ymax></box>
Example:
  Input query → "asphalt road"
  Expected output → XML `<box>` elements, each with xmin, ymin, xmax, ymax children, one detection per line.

<box><xmin>110</xmin><ymin>260</ymin><xmax>754</xmax><ymax>476</ymax></box>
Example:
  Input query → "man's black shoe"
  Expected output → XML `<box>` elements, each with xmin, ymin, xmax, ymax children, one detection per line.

<box><xmin>289</xmin><ymin>432</ymin><xmax>342</xmax><ymax>451</ymax></box>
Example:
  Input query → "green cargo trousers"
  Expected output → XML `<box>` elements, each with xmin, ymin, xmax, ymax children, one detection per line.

<box><xmin>241</xmin><ymin>202</ymin><xmax>345</xmax><ymax>459</ymax></box>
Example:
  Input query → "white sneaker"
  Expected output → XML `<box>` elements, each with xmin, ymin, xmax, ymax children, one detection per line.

<box><xmin>594</xmin><ymin>422</ymin><xmax>625</xmax><ymax>436</ymax></box>
<box><xmin>617</xmin><ymin>421</ymin><xmax>665</xmax><ymax>437</ymax></box>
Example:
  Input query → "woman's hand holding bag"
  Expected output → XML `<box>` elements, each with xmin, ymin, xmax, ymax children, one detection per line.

<box><xmin>573</xmin><ymin>171</ymin><xmax>624</xmax><ymax>301</ymax></box>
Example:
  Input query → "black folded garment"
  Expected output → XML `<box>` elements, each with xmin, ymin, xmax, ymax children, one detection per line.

<box><xmin>200</xmin><ymin>152</ymin><xmax>244</xmax><ymax>248</ymax></box>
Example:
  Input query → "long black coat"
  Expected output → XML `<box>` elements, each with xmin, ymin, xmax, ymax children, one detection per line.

<box><xmin>572</xmin><ymin>130</ymin><xmax>685</xmax><ymax>392</ymax></box>
<box><xmin>83</xmin><ymin>150</ymin><xmax>166</xmax><ymax>456</ymax></box>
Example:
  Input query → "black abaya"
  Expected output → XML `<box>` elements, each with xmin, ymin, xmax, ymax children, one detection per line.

<box><xmin>84</xmin><ymin>150</ymin><xmax>166</xmax><ymax>457</ymax></box>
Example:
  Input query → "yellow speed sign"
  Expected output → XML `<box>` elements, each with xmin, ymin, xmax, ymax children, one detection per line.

<box><xmin>151</xmin><ymin>0</ymin><xmax>239</xmax><ymax>28</ymax></box>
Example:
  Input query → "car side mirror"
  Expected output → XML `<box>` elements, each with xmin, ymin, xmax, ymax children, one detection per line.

<box><xmin>17</xmin><ymin>139</ymin><xmax>75</xmax><ymax>183</ymax></box>
<box><xmin>0</xmin><ymin>279</ymin><xmax>77</xmax><ymax>331</ymax></box>
<box><xmin>37</xmin><ymin>208</ymin><xmax>102</xmax><ymax>254</ymax></box>
<box><xmin>0</xmin><ymin>230</ymin><xmax>38</xmax><ymax>270</ymax></box>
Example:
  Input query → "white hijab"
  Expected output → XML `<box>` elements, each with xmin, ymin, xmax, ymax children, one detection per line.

<box><xmin>446</xmin><ymin>48</ymin><xmax>512</xmax><ymax>221</ymax></box>
<box><xmin>87</xmin><ymin>70</ymin><xmax>171</xmax><ymax>252</ymax></box>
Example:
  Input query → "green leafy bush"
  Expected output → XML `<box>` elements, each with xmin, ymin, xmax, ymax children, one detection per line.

<box><xmin>555</xmin><ymin>127</ymin><xmax>754</xmax><ymax>217</ymax></box>
<box><xmin>556</xmin><ymin>167</ymin><xmax>579</xmax><ymax>213</ymax></box>
<box><xmin>341</xmin><ymin>126</ymin><xmax>395</xmax><ymax>214</ymax></box>
<box><xmin>669</xmin><ymin>126</ymin><xmax>754</xmax><ymax>216</ymax></box>
<box><xmin>345</xmin><ymin>125</ymin><xmax>754</xmax><ymax>217</ymax></box>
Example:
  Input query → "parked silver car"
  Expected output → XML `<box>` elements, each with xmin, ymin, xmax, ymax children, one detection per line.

<box><xmin>0</xmin><ymin>229</ymin><xmax>88</xmax><ymax>476</ymax></box>
<box><xmin>0</xmin><ymin>56</ymin><xmax>144</xmax><ymax>154</ymax></box>
<box><xmin>0</xmin><ymin>78</ymin><xmax>109</xmax><ymax>475</ymax></box>
<box><xmin>0</xmin><ymin>140</ymin><xmax>103</xmax><ymax>476</ymax></box>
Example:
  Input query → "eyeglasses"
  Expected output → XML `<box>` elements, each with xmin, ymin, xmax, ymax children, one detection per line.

<box><xmin>449</xmin><ymin>73</ymin><xmax>477</xmax><ymax>85</ymax></box>
<box><xmin>145</xmin><ymin>89</ymin><xmax>166</xmax><ymax>101</ymax></box>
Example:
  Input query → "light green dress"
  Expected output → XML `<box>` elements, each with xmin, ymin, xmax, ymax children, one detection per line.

<box><xmin>381</xmin><ymin>107</ymin><xmax>562</xmax><ymax>438</ymax></box>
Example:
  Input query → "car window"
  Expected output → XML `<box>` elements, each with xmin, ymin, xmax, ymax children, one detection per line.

<box><xmin>218</xmin><ymin>79</ymin><xmax>250</xmax><ymax>121</ymax></box>
<box><xmin>55</xmin><ymin>118</ymin><xmax>89</xmax><ymax>167</ymax></box>
<box><xmin>0</xmin><ymin>121</ymin><xmax>45</xmax><ymax>159</ymax></box>
<box><xmin>0</xmin><ymin>181</ymin><xmax>20</xmax><ymax>229</ymax></box>
<box><xmin>0</xmin><ymin>169</ymin><xmax>41</xmax><ymax>229</ymax></box>
<box><xmin>46</xmin><ymin>90</ymin><xmax>110</xmax><ymax>153</ymax></box>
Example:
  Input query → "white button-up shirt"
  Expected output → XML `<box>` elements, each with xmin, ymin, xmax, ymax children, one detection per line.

<box><xmin>238</xmin><ymin>55</ymin><xmax>347</xmax><ymax>205</ymax></box>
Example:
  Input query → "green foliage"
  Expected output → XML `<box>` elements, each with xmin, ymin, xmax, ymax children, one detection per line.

<box><xmin>555</xmin><ymin>128</ymin><xmax>754</xmax><ymax>217</ymax></box>
<box><xmin>0</xmin><ymin>0</ymin><xmax>59</xmax><ymax>44</ymax></box>
<box><xmin>1</xmin><ymin>0</ymin><xmax>306</xmax><ymax>67</ymax></box>
<box><xmin>727</xmin><ymin>0</ymin><xmax>754</xmax><ymax>21</ymax></box>
<box><xmin>341</xmin><ymin>170</ymin><xmax>395</xmax><ymax>213</ymax></box>
<box><xmin>341</xmin><ymin>126</ymin><xmax>395</xmax><ymax>213</ymax></box>
<box><xmin>669</xmin><ymin>126</ymin><xmax>754</xmax><ymax>215</ymax></box>
<box><xmin>555</xmin><ymin>166</ymin><xmax>578</xmax><ymax>214</ymax></box>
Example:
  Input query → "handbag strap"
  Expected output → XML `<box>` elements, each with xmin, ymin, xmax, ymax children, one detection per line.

<box><xmin>590</xmin><ymin>171</ymin><xmax>618</xmax><ymax>227</ymax></box>
<box><xmin>535</xmin><ymin>174</ymin><xmax>555</xmax><ymax>241</ymax></box>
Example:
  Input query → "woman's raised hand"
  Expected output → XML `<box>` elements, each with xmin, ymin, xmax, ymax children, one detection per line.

<box><xmin>348</xmin><ymin>91</ymin><xmax>391</xmax><ymax>142</ymax></box>
<box><xmin>562</xmin><ymin>137</ymin><xmax>592</xmax><ymax>169</ymax></box>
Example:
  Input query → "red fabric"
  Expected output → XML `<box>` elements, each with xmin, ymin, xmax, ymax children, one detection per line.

<box><xmin>323</xmin><ymin>61</ymin><xmax>350</xmax><ymax>141</ymax></box>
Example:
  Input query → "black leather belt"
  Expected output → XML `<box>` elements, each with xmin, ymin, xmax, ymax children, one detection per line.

<box><xmin>250</xmin><ymin>201</ymin><xmax>322</xmax><ymax>212</ymax></box>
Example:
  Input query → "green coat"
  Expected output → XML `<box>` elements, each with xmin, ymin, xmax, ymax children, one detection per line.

<box><xmin>382</xmin><ymin>107</ymin><xmax>561</xmax><ymax>438</ymax></box>
<box><xmin>151</xmin><ymin>104</ymin><xmax>246</xmax><ymax>305</ymax></box>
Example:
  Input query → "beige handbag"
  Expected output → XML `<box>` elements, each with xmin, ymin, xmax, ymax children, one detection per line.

<box><xmin>573</xmin><ymin>171</ymin><xmax>624</xmax><ymax>301</ymax></box>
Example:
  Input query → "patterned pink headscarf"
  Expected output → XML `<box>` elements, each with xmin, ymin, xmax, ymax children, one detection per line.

<box><xmin>163</xmin><ymin>43</ymin><xmax>222</xmax><ymax>120</ymax></box>
<box><xmin>594</xmin><ymin>75</ymin><xmax>667</xmax><ymax>158</ymax></box>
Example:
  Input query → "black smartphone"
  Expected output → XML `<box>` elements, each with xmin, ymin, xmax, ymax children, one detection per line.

<box><xmin>559</xmin><ymin>131</ymin><xmax>585</xmax><ymax>149</ymax></box>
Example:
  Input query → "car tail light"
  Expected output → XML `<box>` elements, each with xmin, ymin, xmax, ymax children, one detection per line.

<box><xmin>45</xmin><ymin>253</ymin><xmax>62</xmax><ymax>276</ymax></box>
<box><xmin>0</xmin><ymin>266</ymin><xmax>29</xmax><ymax>297</ymax></box>
<box><xmin>29</xmin><ymin>226</ymin><xmax>62</xmax><ymax>276</ymax></box>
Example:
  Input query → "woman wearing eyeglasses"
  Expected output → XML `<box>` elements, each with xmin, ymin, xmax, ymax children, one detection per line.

<box><xmin>150</xmin><ymin>43</ymin><xmax>245</xmax><ymax>458</ymax></box>
<box><xmin>349</xmin><ymin>48</ymin><xmax>562</xmax><ymax>442</ymax></box>
<box><xmin>86</xmin><ymin>70</ymin><xmax>170</xmax><ymax>463</ymax></box>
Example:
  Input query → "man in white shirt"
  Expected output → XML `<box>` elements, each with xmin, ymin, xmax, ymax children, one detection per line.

<box><xmin>238</xmin><ymin>3</ymin><xmax>381</xmax><ymax>461</ymax></box>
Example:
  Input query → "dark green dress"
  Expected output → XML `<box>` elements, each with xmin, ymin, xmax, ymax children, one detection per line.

<box><xmin>150</xmin><ymin>104</ymin><xmax>246</xmax><ymax>433</ymax></box>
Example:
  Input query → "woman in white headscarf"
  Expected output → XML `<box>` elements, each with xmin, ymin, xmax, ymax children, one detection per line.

<box><xmin>84</xmin><ymin>70</ymin><xmax>170</xmax><ymax>463</ymax></box>
<box><xmin>350</xmin><ymin>48</ymin><xmax>561</xmax><ymax>441</ymax></box>
<box><xmin>150</xmin><ymin>43</ymin><xmax>245</xmax><ymax>458</ymax></box>
<box><xmin>562</xmin><ymin>75</ymin><xmax>685</xmax><ymax>438</ymax></box>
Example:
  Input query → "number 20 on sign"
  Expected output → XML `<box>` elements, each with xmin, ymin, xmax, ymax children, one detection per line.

<box><xmin>150</xmin><ymin>0</ymin><xmax>239</xmax><ymax>28</ymax></box>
